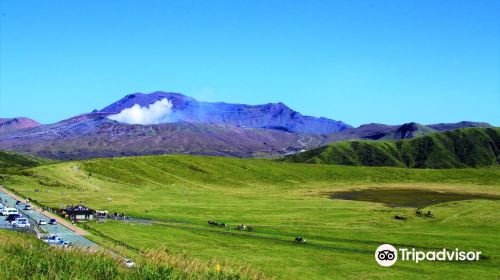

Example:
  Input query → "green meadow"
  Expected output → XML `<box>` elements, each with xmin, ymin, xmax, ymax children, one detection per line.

<box><xmin>1</xmin><ymin>155</ymin><xmax>499</xmax><ymax>279</ymax></box>
<box><xmin>0</xmin><ymin>230</ymin><xmax>259</xmax><ymax>280</ymax></box>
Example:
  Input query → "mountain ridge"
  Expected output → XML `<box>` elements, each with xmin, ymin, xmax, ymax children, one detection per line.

<box><xmin>284</xmin><ymin>127</ymin><xmax>500</xmax><ymax>168</ymax></box>
<box><xmin>0</xmin><ymin>91</ymin><xmax>495</xmax><ymax>160</ymax></box>
<box><xmin>98</xmin><ymin>91</ymin><xmax>351</xmax><ymax>134</ymax></box>
<box><xmin>0</xmin><ymin>117</ymin><xmax>40</xmax><ymax>134</ymax></box>
<box><xmin>321</xmin><ymin>121</ymin><xmax>493</xmax><ymax>142</ymax></box>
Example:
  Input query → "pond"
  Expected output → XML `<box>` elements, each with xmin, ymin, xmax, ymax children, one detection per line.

<box><xmin>329</xmin><ymin>188</ymin><xmax>499</xmax><ymax>208</ymax></box>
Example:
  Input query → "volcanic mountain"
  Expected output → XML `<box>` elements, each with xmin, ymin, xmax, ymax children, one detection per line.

<box><xmin>99</xmin><ymin>92</ymin><xmax>351</xmax><ymax>134</ymax></box>
<box><xmin>0</xmin><ymin>92</ymin><xmax>348</xmax><ymax>159</ymax></box>
<box><xmin>0</xmin><ymin>91</ymin><xmax>493</xmax><ymax>160</ymax></box>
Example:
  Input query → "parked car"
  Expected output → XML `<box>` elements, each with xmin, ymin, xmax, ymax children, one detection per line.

<box><xmin>48</xmin><ymin>218</ymin><xmax>58</xmax><ymax>225</ymax></box>
<box><xmin>12</xmin><ymin>218</ymin><xmax>30</xmax><ymax>228</ymax></box>
<box><xmin>6</xmin><ymin>213</ymin><xmax>23</xmax><ymax>222</ymax></box>
<box><xmin>38</xmin><ymin>219</ymin><xmax>47</xmax><ymax>225</ymax></box>
<box><xmin>0</xmin><ymin>203</ymin><xmax>4</xmax><ymax>209</ymax></box>
<box><xmin>24</xmin><ymin>204</ymin><xmax>32</xmax><ymax>210</ymax></box>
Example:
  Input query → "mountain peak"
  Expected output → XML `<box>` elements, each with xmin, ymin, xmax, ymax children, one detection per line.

<box><xmin>98</xmin><ymin>91</ymin><xmax>350</xmax><ymax>134</ymax></box>
<box><xmin>397</xmin><ymin>122</ymin><xmax>420</xmax><ymax>131</ymax></box>
<box><xmin>0</xmin><ymin>117</ymin><xmax>41</xmax><ymax>134</ymax></box>
<box><xmin>395</xmin><ymin>122</ymin><xmax>434</xmax><ymax>139</ymax></box>
<box><xmin>100</xmin><ymin>91</ymin><xmax>194</xmax><ymax>113</ymax></box>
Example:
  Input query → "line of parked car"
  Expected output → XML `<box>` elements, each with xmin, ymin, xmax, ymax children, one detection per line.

<box><xmin>1</xmin><ymin>201</ymin><xmax>62</xmax><ymax>246</ymax></box>
<box><xmin>0</xmin><ymin>202</ymin><xmax>31</xmax><ymax>228</ymax></box>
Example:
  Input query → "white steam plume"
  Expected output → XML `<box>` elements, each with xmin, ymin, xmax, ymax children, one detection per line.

<box><xmin>107</xmin><ymin>98</ymin><xmax>174</xmax><ymax>125</ymax></box>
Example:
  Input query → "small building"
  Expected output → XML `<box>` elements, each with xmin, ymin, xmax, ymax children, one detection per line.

<box><xmin>65</xmin><ymin>205</ymin><xmax>95</xmax><ymax>221</ymax></box>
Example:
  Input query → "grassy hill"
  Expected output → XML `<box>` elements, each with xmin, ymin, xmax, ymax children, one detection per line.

<box><xmin>1</xmin><ymin>154</ymin><xmax>499</xmax><ymax>279</ymax></box>
<box><xmin>0</xmin><ymin>230</ymin><xmax>263</xmax><ymax>279</ymax></box>
<box><xmin>0</xmin><ymin>150</ymin><xmax>54</xmax><ymax>175</ymax></box>
<box><xmin>285</xmin><ymin>127</ymin><xmax>500</xmax><ymax>168</ymax></box>
<box><xmin>0</xmin><ymin>150</ymin><xmax>40</xmax><ymax>169</ymax></box>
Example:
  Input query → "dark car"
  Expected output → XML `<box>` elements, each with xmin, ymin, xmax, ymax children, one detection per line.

<box><xmin>6</xmin><ymin>214</ymin><xmax>22</xmax><ymax>222</ymax></box>
<box><xmin>49</xmin><ymin>218</ymin><xmax>58</xmax><ymax>225</ymax></box>
<box><xmin>15</xmin><ymin>201</ymin><xmax>21</xmax><ymax>206</ymax></box>
<box><xmin>24</xmin><ymin>204</ymin><xmax>32</xmax><ymax>210</ymax></box>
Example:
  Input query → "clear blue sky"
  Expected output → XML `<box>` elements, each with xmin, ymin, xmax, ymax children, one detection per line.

<box><xmin>1</xmin><ymin>0</ymin><xmax>499</xmax><ymax>126</ymax></box>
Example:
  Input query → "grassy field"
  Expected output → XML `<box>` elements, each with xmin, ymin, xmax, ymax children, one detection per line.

<box><xmin>0</xmin><ymin>230</ymin><xmax>260</xmax><ymax>280</ymax></box>
<box><xmin>1</xmin><ymin>155</ymin><xmax>499</xmax><ymax>279</ymax></box>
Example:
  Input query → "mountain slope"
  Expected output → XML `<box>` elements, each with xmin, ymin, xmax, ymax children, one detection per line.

<box><xmin>284</xmin><ymin>128</ymin><xmax>500</xmax><ymax>168</ymax></box>
<box><xmin>428</xmin><ymin>121</ymin><xmax>493</xmax><ymax>131</ymax></box>
<box><xmin>0</xmin><ymin>113</ymin><xmax>317</xmax><ymax>160</ymax></box>
<box><xmin>0</xmin><ymin>117</ymin><xmax>40</xmax><ymax>134</ymax></box>
<box><xmin>99</xmin><ymin>92</ymin><xmax>351</xmax><ymax>134</ymax></box>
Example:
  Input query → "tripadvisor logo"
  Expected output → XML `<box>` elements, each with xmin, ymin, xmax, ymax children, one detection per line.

<box><xmin>375</xmin><ymin>244</ymin><xmax>482</xmax><ymax>267</ymax></box>
<box><xmin>375</xmin><ymin>244</ymin><xmax>398</xmax><ymax>267</ymax></box>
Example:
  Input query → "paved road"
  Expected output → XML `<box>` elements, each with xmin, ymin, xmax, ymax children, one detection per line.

<box><xmin>0</xmin><ymin>213</ymin><xmax>13</xmax><ymax>230</ymax></box>
<box><xmin>0</xmin><ymin>188</ymin><xmax>96</xmax><ymax>247</ymax></box>
<box><xmin>297</xmin><ymin>134</ymin><xmax>312</xmax><ymax>148</ymax></box>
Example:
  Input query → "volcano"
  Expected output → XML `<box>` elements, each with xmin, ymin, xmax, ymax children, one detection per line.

<box><xmin>0</xmin><ymin>91</ymin><xmax>349</xmax><ymax>159</ymax></box>
<box><xmin>99</xmin><ymin>91</ymin><xmax>351</xmax><ymax>134</ymax></box>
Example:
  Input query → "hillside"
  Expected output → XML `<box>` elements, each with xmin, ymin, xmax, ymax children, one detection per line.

<box><xmin>0</xmin><ymin>230</ymin><xmax>256</xmax><ymax>279</ymax></box>
<box><xmin>285</xmin><ymin>127</ymin><xmax>500</xmax><ymax>168</ymax></box>
<box><xmin>0</xmin><ymin>150</ymin><xmax>50</xmax><ymax>174</ymax></box>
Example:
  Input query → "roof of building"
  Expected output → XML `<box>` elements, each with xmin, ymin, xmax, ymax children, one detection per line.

<box><xmin>65</xmin><ymin>205</ymin><xmax>95</xmax><ymax>215</ymax></box>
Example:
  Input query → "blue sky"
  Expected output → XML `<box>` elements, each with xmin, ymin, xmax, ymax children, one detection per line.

<box><xmin>1</xmin><ymin>0</ymin><xmax>499</xmax><ymax>126</ymax></box>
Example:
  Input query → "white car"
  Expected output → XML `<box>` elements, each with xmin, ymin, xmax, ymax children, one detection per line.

<box><xmin>38</xmin><ymin>219</ymin><xmax>47</xmax><ymax>225</ymax></box>
<box><xmin>1</xmin><ymin>208</ymin><xmax>19</xmax><ymax>216</ymax></box>
<box><xmin>45</xmin><ymin>235</ymin><xmax>69</xmax><ymax>246</ymax></box>
<box><xmin>12</xmin><ymin>218</ymin><xmax>30</xmax><ymax>228</ymax></box>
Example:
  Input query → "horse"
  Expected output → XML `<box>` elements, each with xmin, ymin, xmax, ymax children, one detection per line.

<box><xmin>295</xmin><ymin>236</ymin><xmax>306</xmax><ymax>243</ymax></box>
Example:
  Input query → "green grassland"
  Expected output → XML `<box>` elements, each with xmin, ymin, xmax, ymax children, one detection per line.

<box><xmin>285</xmin><ymin>128</ymin><xmax>500</xmax><ymax>168</ymax></box>
<box><xmin>1</xmin><ymin>155</ymin><xmax>499</xmax><ymax>279</ymax></box>
<box><xmin>0</xmin><ymin>230</ymin><xmax>258</xmax><ymax>280</ymax></box>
